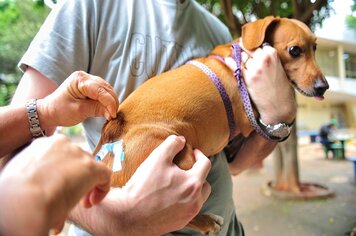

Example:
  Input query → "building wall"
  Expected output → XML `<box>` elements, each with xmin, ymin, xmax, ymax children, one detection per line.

<box><xmin>295</xmin><ymin>38</ymin><xmax>356</xmax><ymax>131</ymax></box>
<box><xmin>345</xmin><ymin>102</ymin><xmax>356</xmax><ymax>127</ymax></box>
<box><xmin>296</xmin><ymin>99</ymin><xmax>354</xmax><ymax>131</ymax></box>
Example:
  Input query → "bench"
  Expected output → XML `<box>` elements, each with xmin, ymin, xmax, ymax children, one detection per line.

<box><xmin>322</xmin><ymin>143</ymin><xmax>344</xmax><ymax>159</ymax></box>
<box><xmin>305</xmin><ymin>132</ymin><xmax>347</xmax><ymax>160</ymax></box>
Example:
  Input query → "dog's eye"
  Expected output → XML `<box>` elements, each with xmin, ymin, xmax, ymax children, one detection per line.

<box><xmin>288</xmin><ymin>46</ymin><xmax>302</xmax><ymax>58</ymax></box>
<box><xmin>313</xmin><ymin>44</ymin><xmax>317</xmax><ymax>51</ymax></box>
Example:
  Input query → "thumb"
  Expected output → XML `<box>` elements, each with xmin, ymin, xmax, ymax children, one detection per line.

<box><xmin>49</xmin><ymin>220</ymin><xmax>65</xmax><ymax>236</ymax></box>
<box><xmin>148</xmin><ymin>135</ymin><xmax>186</xmax><ymax>164</ymax></box>
<box><xmin>81</xmin><ymin>181</ymin><xmax>111</xmax><ymax>208</ymax></box>
<box><xmin>80</xmin><ymin>100</ymin><xmax>113</xmax><ymax>120</ymax></box>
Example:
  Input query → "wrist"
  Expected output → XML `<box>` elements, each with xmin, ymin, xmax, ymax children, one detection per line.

<box><xmin>104</xmin><ymin>188</ymin><xmax>160</xmax><ymax>236</ymax></box>
<box><xmin>258</xmin><ymin>102</ymin><xmax>296</xmax><ymax>125</ymax></box>
<box><xmin>26</xmin><ymin>99</ymin><xmax>46</xmax><ymax>138</ymax></box>
<box><xmin>36</xmin><ymin>98</ymin><xmax>57</xmax><ymax>135</ymax></box>
<box><xmin>68</xmin><ymin>189</ymin><xmax>132</xmax><ymax>236</ymax></box>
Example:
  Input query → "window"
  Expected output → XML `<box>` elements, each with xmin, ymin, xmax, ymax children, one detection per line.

<box><xmin>316</xmin><ymin>48</ymin><xmax>338</xmax><ymax>77</ymax></box>
<box><xmin>344</xmin><ymin>52</ymin><xmax>356</xmax><ymax>79</ymax></box>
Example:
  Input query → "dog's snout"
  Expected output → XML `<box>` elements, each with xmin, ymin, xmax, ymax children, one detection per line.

<box><xmin>314</xmin><ymin>77</ymin><xmax>329</xmax><ymax>96</ymax></box>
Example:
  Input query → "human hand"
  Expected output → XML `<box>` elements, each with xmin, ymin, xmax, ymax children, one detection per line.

<box><xmin>71</xmin><ymin>135</ymin><xmax>212</xmax><ymax>236</ymax></box>
<box><xmin>240</xmin><ymin>42</ymin><xmax>296</xmax><ymax>124</ymax></box>
<box><xmin>37</xmin><ymin>71</ymin><xmax>119</xmax><ymax>129</ymax></box>
<box><xmin>0</xmin><ymin>135</ymin><xmax>111</xmax><ymax>235</ymax></box>
<box><xmin>121</xmin><ymin>135</ymin><xmax>211</xmax><ymax>235</ymax></box>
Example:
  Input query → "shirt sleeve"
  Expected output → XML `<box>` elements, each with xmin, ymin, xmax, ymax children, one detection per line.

<box><xmin>18</xmin><ymin>0</ymin><xmax>97</xmax><ymax>85</ymax></box>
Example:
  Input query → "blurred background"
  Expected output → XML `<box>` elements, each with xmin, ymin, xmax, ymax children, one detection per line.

<box><xmin>1</xmin><ymin>0</ymin><xmax>356</xmax><ymax>235</ymax></box>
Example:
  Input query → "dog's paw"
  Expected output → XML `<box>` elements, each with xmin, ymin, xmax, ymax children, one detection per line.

<box><xmin>188</xmin><ymin>213</ymin><xmax>224</xmax><ymax>235</ymax></box>
<box><xmin>204</xmin><ymin>213</ymin><xmax>224</xmax><ymax>234</ymax></box>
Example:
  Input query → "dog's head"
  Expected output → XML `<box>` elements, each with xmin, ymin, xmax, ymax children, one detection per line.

<box><xmin>242</xmin><ymin>16</ymin><xmax>329</xmax><ymax>100</ymax></box>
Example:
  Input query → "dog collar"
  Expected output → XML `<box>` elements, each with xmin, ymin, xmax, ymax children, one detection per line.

<box><xmin>95</xmin><ymin>140</ymin><xmax>125</xmax><ymax>172</ymax></box>
<box><xmin>186</xmin><ymin>60</ymin><xmax>236</xmax><ymax>141</ymax></box>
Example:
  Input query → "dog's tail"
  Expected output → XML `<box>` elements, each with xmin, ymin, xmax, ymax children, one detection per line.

<box><xmin>93</xmin><ymin>112</ymin><xmax>126</xmax><ymax>156</ymax></box>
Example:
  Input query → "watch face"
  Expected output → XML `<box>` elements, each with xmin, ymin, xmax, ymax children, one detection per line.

<box><xmin>268</xmin><ymin>123</ymin><xmax>291</xmax><ymax>139</ymax></box>
<box><xmin>258</xmin><ymin>119</ymin><xmax>293</xmax><ymax>141</ymax></box>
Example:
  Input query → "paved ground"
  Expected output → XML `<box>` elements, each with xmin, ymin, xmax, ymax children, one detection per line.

<box><xmin>233</xmin><ymin>141</ymin><xmax>356</xmax><ymax>236</ymax></box>
<box><xmin>60</xmin><ymin>137</ymin><xmax>356</xmax><ymax>236</ymax></box>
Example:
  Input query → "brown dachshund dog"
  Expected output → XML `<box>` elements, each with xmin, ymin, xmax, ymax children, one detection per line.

<box><xmin>93</xmin><ymin>16</ymin><xmax>329</xmax><ymax>234</ymax></box>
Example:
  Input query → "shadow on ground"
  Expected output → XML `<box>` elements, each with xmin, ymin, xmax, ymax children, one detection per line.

<box><xmin>233</xmin><ymin>142</ymin><xmax>356</xmax><ymax>236</ymax></box>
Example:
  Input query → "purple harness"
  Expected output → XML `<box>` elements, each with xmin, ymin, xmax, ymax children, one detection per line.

<box><xmin>187</xmin><ymin>42</ymin><xmax>273</xmax><ymax>141</ymax></box>
<box><xmin>187</xmin><ymin>60</ymin><xmax>236</xmax><ymax>141</ymax></box>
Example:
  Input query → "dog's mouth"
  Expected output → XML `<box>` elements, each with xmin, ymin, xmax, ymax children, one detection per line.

<box><xmin>288</xmin><ymin>78</ymin><xmax>326</xmax><ymax>100</ymax></box>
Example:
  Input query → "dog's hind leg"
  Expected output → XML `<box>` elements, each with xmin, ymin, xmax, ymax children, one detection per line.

<box><xmin>188</xmin><ymin>214</ymin><xmax>224</xmax><ymax>234</ymax></box>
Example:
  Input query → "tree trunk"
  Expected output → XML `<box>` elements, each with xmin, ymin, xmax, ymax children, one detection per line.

<box><xmin>272</xmin><ymin>125</ymin><xmax>301</xmax><ymax>192</ymax></box>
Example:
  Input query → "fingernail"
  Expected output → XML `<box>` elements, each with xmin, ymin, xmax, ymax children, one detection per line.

<box><xmin>49</xmin><ymin>229</ymin><xmax>59</xmax><ymax>235</ymax></box>
<box><xmin>104</xmin><ymin>112</ymin><xmax>111</xmax><ymax>120</ymax></box>
<box><xmin>177</xmin><ymin>135</ymin><xmax>186</xmax><ymax>143</ymax></box>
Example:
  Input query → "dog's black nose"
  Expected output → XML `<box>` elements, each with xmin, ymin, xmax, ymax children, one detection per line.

<box><xmin>314</xmin><ymin>77</ymin><xmax>329</xmax><ymax>96</ymax></box>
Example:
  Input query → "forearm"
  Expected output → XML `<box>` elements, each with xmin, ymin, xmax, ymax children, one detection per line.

<box><xmin>0</xmin><ymin>103</ymin><xmax>56</xmax><ymax>157</ymax></box>
<box><xmin>0</xmin><ymin>176</ymin><xmax>50</xmax><ymax>236</ymax></box>
<box><xmin>0</xmin><ymin>105</ymin><xmax>32</xmax><ymax>157</ymax></box>
<box><xmin>0</xmin><ymin>67</ymin><xmax>59</xmax><ymax>159</ymax></box>
<box><xmin>229</xmin><ymin>132</ymin><xmax>277</xmax><ymax>175</ymax></box>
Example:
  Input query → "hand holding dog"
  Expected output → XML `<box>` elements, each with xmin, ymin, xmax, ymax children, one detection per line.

<box><xmin>228</xmin><ymin>43</ymin><xmax>298</xmax><ymax>175</ymax></box>
<box><xmin>0</xmin><ymin>135</ymin><xmax>111</xmax><ymax>235</ymax></box>
<box><xmin>68</xmin><ymin>135</ymin><xmax>212</xmax><ymax>236</ymax></box>
<box><xmin>241</xmin><ymin>43</ymin><xmax>297</xmax><ymax>124</ymax></box>
<box><xmin>0</xmin><ymin>70</ymin><xmax>119</xmax><ymax>158</ymax></box>
<box><xmin>37</xmin><ymin>71</ymin><xmax>119</xmax><ymax>130</ymax></box>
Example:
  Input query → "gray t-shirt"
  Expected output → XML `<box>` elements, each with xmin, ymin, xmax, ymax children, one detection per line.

<box><xmin>19</xmin><ymin>0</ymin><xmax>243</xmax><ymax>235</ymax></box>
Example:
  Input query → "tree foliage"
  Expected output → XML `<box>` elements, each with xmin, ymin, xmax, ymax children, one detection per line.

<box><xmin>346</xmin><ymin>0</ymin><xmax>356</xmax><ymax>28</ymax></box>
<box><xmin>0</xmin><ymin>0</ymin><xmax>49</xmax><ymax>75</ymax></box>
<box><xmin>197</xmin><ymin>0</ymin><xmax>334</xmax><ymax>36</ymax></box>
<box><xmin>0</xmin><ymin>0</ymin><xmax>50</xmax><ymax>105</ymax></box>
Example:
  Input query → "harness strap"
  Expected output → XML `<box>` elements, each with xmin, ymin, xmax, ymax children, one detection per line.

<box><xmin>187</xmin><ymin>60</ymin><xmax>236</xmax><ymax>141</ymax></box>
<box><xmin>188</xmin><ymin>42</ymin><xmax>277</xmax><ymax>142</ymax></box>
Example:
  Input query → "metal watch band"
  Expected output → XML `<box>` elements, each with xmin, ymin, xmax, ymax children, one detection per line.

<box><xmin>26</xmin><ymin>99</ymin><xmax>45</xmax><ymax>138</ymax></box>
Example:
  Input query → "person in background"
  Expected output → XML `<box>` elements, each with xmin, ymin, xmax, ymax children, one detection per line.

<box><xmin>319</xmin><ymin>122</ymin><xmax>336</xmax><ymax>158</ymax></box>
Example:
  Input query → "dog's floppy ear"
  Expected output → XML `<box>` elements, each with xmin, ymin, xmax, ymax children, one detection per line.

<box><xmin>242</xmin><ymin>16</ymin><xmax>280</xmax><ymax>50</ymax></box>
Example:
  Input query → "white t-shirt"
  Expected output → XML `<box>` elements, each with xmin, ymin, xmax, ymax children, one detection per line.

<box><xmin>19</xmin><ymin>0</ymin><xmax>244</xmax><ymax>235</ymax></box>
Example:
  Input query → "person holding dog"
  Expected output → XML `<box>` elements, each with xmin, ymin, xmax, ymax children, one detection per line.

<box><xmin>0</xmin><ymin>134</ymin><xmax>112</xmax><ymax>235</ymax></box>
<box><xmin>0</xmin><ymin>72</ymin><xmax>211</xmax><ymax>235</ymax></box>
<box><xmin>0</xmin><ymin>71</ymin><xmax>116</xmax><ymax>234</ymax></box>
<box><xmin>8</xmin><ymin>0</ymin><xmax>296</xmax><ymax>235</ymax></box>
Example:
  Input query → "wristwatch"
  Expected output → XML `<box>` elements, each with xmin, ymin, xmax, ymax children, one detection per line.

<box><xmin>258</xmin><ymin>118</ymin><xmax>294</xmax><ymax>142</ymax></box>
<box><xmin>26</xmin><ymin>99</ymin><xmax>45</xmax><ymax>138</ymax></box>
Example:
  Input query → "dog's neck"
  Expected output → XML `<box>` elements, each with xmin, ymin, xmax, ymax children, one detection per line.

<box><xmin>208</xmin><ymin>43</ymin><xmax>279</xmax><ymax>141</ymax></box>
<box><xmin>209</xmin><ymin>53</ymin><xmax>249</xmax><ymax>74</ymax></box>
